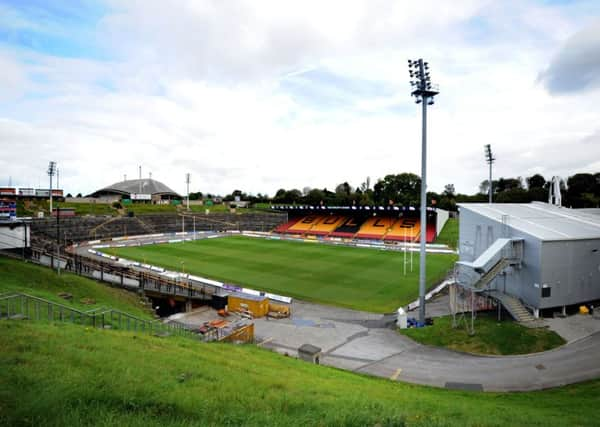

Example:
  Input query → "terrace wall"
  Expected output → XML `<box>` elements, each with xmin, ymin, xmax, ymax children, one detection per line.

<box><xmin>29</xmin><ymin>212</ymin><xmax>287</xmax><ymax>243</ymax></box>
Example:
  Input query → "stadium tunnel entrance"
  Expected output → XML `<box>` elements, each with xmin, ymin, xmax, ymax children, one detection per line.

<box><xmin>147</xmin><ymin>295</ymin><xmax>206</xmax><ymax>317</ymax></box>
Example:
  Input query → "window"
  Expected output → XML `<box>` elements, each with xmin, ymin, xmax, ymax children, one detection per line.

<box><xmin>542</xmin><ymin>286</ymin><xmax>551</xmax><ymax>298</ymax></box>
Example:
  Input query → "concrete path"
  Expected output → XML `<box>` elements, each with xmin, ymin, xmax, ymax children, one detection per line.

<box><xmin>545</xmin><ymin>314</ymin><xmax>600</xmax><ymax>342</ymax></box>
<box><xmin>254</xmin><ymin>300</ymin><xmax>600</xmax><ymax>392</ymax></box>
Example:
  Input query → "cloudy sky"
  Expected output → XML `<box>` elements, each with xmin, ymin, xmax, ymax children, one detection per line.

<box><xmin>1</xmin><ymin>0</ymin><xmax>599</xmax><ymax>197</ymax></box>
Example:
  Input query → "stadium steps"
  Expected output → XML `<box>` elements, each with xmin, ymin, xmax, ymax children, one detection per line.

<box><xmin>29</xmin><ymin>213</ymin><xmax>288</xmax><ymax>242</ymax></box>
<box><xmin>135</xmin><ymin>217</ymin><xmax>157</xmax><ymax>234</ymax></box>
<box><xmin>485</xmin><ymin>290</ymin><xmax>542</xmax><ymax>326</ymax></box>
<box><xmin>380</xmin><ymin>218</ymin><xmax>399</xmax><ymax>241</ymax></box>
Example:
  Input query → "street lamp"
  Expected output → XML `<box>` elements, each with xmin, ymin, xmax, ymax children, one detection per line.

<box><xmin>484</xmin><ymin>144</ymin><xmax>495</xmax><ymax>204</ymax></box>
<box><xmin>47</xmin><ymin>161</ymin><xmax>56</xmax><ymax>214</ymax></box>
<box><xmin>408</xmin><ymin>58</ymin><xmax>439</xmax><ymax>325</ymax></box>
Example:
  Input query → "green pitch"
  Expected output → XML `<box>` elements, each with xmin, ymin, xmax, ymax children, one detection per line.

<box><xmin>108</xmin><ymin>236</ymin><xmax>457</xmax><ymax>313</ymax></box>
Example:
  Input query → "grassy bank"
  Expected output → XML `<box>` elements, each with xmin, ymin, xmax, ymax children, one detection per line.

<box><xmin>400</xmin><ymin>312</ymin><xmax>565</xmax><ymax>355</ymax></box>
<box><xmin>435</xmin><ymin>217</ymin><xmax>458</xmax><ymax>249</ymax></box>
<box><xmin>1</xmin><ymin>321</ymin><xmax>599</xmax><ymax>427</ymax></box>
<box><xmin>0</xmin><ymin>257</ymin><xmax>151</xmax><ymax>320</ymax></box>
<box><xmin>107</xmin><ymin>236</ymin><xmax>457</xmax><ymax>312</ymax></box>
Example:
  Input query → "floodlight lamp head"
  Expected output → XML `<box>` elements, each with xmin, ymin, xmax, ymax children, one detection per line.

<box><xmin>427</xmin><ymin>98</ymin><xmax>434</xmax><ymax>105</ymax></box>
<box><xmin>484</xmin><ymin>144</ymin><xmax>495</xmax><ymax>163</ymax></box>
<box><xmin>47</xmin><ymin>161</ymin><xmax>56</xmax><ymax>176</ymax></box>
<box><xmin>415</xmin><ymin>97</ymin><xmax>422</xmax><ymax>104</ymax></box>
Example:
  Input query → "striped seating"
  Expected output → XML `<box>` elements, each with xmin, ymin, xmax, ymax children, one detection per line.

<box><xmin>274</xmin><ymin>217</ymin><xmax>303</xmax><ymax>233</ymax></box>
<box><xmin>331</xmin><ymin>217</ymin><xmax>366</xmax><ymax>238</ymax></box>
<box><xmin>355</xmin><ymin>217</ymin><xmax>395</xmax><ymax>239</ymax></box>
<box><xmin>287</xmin><ymin>215</ymin><xmax>323</xmax><ymax>234</ymax></box>
<box><xmin>273</xmin><ymin>213</ymin><xmax>438</xmax><ymax>243</ymax></box>
<box><xmin>384</xmin><ymin>217</ymin><xmax>420</xmax><ymax>242</ymax></box>
<box><xmin>308</xmin><ymin>215</ymin><xmax>347</xmax><ymax>235</ymax></box>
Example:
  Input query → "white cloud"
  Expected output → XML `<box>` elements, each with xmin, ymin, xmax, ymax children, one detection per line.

<box><xmin>539</xmin><ymin>20</ymin><xmax>600</xmax><ymax>94</ymax></box>
<box><xmin>1</xmin><ymin>1</ymin><xmax>600</xmax><ymax>198</ymax></box>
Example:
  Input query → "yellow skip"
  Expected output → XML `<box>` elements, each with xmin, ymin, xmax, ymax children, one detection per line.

<box><xmin>390</xmin><ymin>368</ymin><xmax>402</xmax><ymax>381</ymax></box>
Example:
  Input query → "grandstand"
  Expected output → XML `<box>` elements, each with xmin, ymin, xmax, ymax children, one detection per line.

<box><xmin>29</xmin><ymin>212</ymin><xmax>287</xmax><ymax>245</ymax></box>
<box><xmin>271</xmin><ymin>205</ymin><xmax>447</xmax><ymax>243</ymax></box>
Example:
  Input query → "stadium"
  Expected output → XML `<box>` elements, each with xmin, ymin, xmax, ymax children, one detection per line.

<box><xmin>3</xmin><ymin>2</ymin><xmax>600</xmax><ymax>424</ymax></box>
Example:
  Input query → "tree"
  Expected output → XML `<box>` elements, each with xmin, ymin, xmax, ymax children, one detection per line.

<box><xmin>360</xmin><ymin>177</ymin><xmax>371</xmax><ymax>192</ymax></box>
<box><xmin>566</xmin><ymin>173</ymin><xmax>598</xmax><ymax>207</ymax></box>
<box><xmin>273</xmin><ymin>189</ymin><xmax>287</xmax><ymax>202</ymax></box>
<box><xmin>373</xmin><ymin>173</ymin><xmax>421</xmax><ymax>205</ymax></box>
<box><xmin>334</xmin><ymin>182</ymin><xmax>353</xmax><ymax>205</ymax></box>
<box><xmin>496</xmin><ymin>177</ymin><xmax>523</xmax><ymax>192</ymax></box>
<box><xmin>66</xmin><ymin>193</ymin><xmax>73</xmax><ymax>198</ymax></box>
<box><xmin>442</xmin><ymin>184</ymin><xmax>455</xmax><ymax>197</ymax></box>
<box><xmin>76</xmin><ymin>193</ymin><xmax>82</xmax><ymax>198</ymax></box>
<box><xmin>304</xmin><ymin>188</ymin><xmax>325</xmax><ymax>205</ymax></box>
<box><xmin>526</xmin><ymin>174</ymin><xmax>545</xmax><ymax>189</ymax></box>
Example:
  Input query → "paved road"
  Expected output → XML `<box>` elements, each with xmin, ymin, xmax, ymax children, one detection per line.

<box><xmin>255</xmin><ymin>301</ymin><xmax>600</xmax><ymax>392</ymax></box>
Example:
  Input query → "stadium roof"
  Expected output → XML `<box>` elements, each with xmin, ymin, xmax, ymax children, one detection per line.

<box><xmin>271</xmin><ymin>205</ymin><xmax>437</xmax><ymax>212</ymax></box>
<box><xmin>458</xmin><ymin>202</ymin><xmax>600</xmax><ymax>241</ymax></box>
<box><xmin>88</xmin><ymin>178</ymin><xmax>181</xmax><ymax>198</ymax></box>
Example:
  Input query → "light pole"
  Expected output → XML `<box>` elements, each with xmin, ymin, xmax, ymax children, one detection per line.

<box><xmin>47</xmin><ymin>161</ymin><xmax>56</xmax><ymax>214</ymax></box>
<box><xmin>185</xmin><ymin>173</ymin><xmax>191</xmax><ymax>210</ymax></box>
<box><xmin>408</xmin><ymin>58</ymin><xmax>439</xmax><ymax>325</ymax></box>
<box><xmin>484</xmin><ymin>144</ymin><xmax>495</xmax><ymax>204</ymax></box>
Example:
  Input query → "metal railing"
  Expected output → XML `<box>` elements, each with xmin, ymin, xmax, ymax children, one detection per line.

<box><xmin>0</xmin><ymin>292</ymin><xmax>196</xmax><ymax>338</ymax></box>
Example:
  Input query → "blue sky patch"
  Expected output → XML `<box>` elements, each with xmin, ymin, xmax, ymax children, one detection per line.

<box><xmin>0</xmin><ymin>0</ymin><xmax>109</xmax><ymax>60</ymax></box>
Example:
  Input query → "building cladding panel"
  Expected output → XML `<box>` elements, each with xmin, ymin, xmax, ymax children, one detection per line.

<box><xmin>541</xmin><ymin>239</ymin><xmax>600</xmax><ymax>308</ymax></box>
<box><xmin>458</xmin><ymin>202</ymin><xmax>600</xmax><ymax>310</ymax></box>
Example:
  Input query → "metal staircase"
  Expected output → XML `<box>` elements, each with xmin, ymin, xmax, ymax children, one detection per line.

<box><xmin>470</xmin><ymin>259</ymin><xmax>511</xmax><ymax>290</ymax></box>
<box><xmin>456</xmin><ymin>238</ymin><xmax>523</xmax><ymax>292</ymax></box>
<box><xmin>485</xmin><ymin>290</ymin><xmax>544</xmax><ymax>327</ymax></box>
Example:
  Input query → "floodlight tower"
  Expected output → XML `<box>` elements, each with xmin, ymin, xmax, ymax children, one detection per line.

<box><xmin>484</xmin><ymin>144</ymin><xmax>495</xmax><ymax>204</ymax></box>
<box><xmin>408</xmin><ymin>58</ymin><xmax>439</xmax><ymax>325</ymax></box>
<box><xmin>47</xmin><ymin>161</ymin><xmax>57</xmax><ymax>214</ymax></box>
<box><xmin>185</xmin><ymin>173</ymin><xmax>191</xmax><ymax>210</ymax></box>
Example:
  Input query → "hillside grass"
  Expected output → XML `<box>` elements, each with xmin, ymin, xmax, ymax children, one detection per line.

<box><xmin>400</xmin><ymin>312</ymin><xmax>565</xmax><ymax>355</ymax></box>
<box><xmin>435</xmin><ymin>217</ymin><xmax>458</xmax><ymax>249</ymax></box>
<box><xmin>1</xmin><ymin>321</ymin><xmax>599</xmax><ymax>427</ymax></box>
<box><xmin>0</xmin><ymin>257</ymin><xmax>152</xmax><ymax>320</ymax></box>
<box><xmin>107</xmin><ymin>236</ymin><xmax>457</xmax><ymax>313</ymax></box>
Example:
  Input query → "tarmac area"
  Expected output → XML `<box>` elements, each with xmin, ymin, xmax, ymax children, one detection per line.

<box><xmin>177</xmin><ymin>297</ymin><xmax>600</xmax><ymax>392</ymax></box>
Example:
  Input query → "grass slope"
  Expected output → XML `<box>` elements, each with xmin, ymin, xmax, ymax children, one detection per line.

<box><xmin>400</xmin><ymin>312</ymin><xmax>565</xmax><ymax>355</ymax></box>
<box><xmin>435</xmin><ymin>217</ymin><xmax>458</xmax><ymax>249</ymax></box>
<box><xmin>108</xmin><ymin>236</ymin><xmax>457</xmax><ymax>312</ymax></box>
<box><xmin>16</xmin><ymin>199</ymin><xmax>271</xmax><ymax>217</ymax></box>
<box><xmin>1</xmin><ymin>321</ymin><xmax>599</xmax><ymax>427</ymax></box>
<box><xmin>0</xmin><ymin>257</ymin><xmax>151</xmax><ymax>320</ymax></box>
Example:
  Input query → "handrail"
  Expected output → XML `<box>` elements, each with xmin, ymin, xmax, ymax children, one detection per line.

<box><xmin>0</xmin><ymin>292</ymin><xmax>197</xmax><ymax>338</ymax></box>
